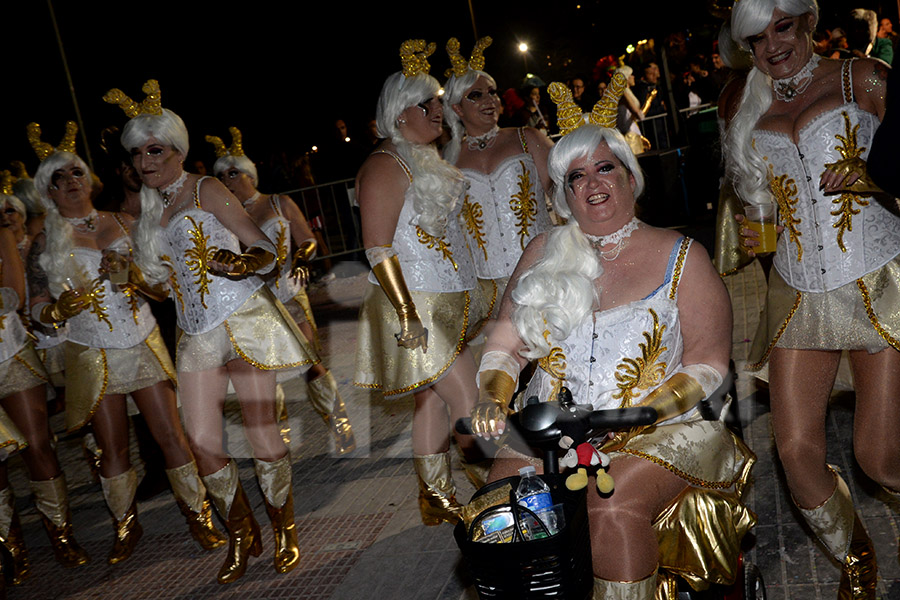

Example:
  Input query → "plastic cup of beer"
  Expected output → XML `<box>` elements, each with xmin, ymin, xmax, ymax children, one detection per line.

<box><xmin>744</xmin><ymin>203</ymin><xmax>777</xmax><ymax>255</ymax></box>
<box><xmin>106</xmin><ymin>251</ymin><xmax>130</xmax><ymax>285</ymax></box>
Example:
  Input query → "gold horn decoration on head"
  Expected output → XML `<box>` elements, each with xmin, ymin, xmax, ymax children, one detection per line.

<box><xmin>706</xmin><ymin>0</ymin><xmax>733</xmax><ymax>20</ymax></box>
<box><xmin>0</xmin><ymin>170</ymin><xmax>15</xmax><ymax>196</ymax></box>
<box><xmin>548</xmin><ymin>82</ymin><xmax>584</xmax><ymax>137</ymax></box>
<box><xmin>589</xmin><ymin>72</ymin><xmax>627</xmax><ymax>129</ymax></box>
<box><xmin>205</xmin><ymin>134</ymin><xmax>227</xmax><ymax>158</ymax></box>
<box><xmin>26</xmin><ymin>121</ymin><xmax>79</xmax><ymax>161</ymax></box>
<box><xmin>445</xmin><ymin>36</ymin><xmax>493</xmax><ymax>79</ymax></box>
<box><xmin>205</xmin><ymin>127</ymin><xmax>246</xmax><ymax>158</ymax></box>
<box><xmin>468</xmin><ymin>36</ymin><xmax>492</xmax><ymax>73</ymax></box>
<box><xmin>400</xmin><ymin>39</ymin><xmax>436</xmax><ymax>78</ymax></box>
<box><xmin>10</xmin><ymin>161</ymin><xmax>30</xmax><ymax>180</ymax></box>
<box><xmin>103</xmin><ymin>79</ymin><xmax>164</xmax><ymax>118</ymax></box>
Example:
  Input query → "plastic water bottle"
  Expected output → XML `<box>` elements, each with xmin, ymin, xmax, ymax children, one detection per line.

<box><xmin>515</xmin><ymin>466</ymin><xmax>558</xmax><ymax>537</ymax></box>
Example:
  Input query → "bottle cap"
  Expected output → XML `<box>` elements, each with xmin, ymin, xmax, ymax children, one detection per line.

<box><xmin>518</xmin><ymin>466</ymin><xmax>536</xmax><ymax>476</ymax></box>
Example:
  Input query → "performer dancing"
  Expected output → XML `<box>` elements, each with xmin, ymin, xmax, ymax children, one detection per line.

<box><xmin>207</xmin><ymin>127</ymin><xmax>355</xmax><ymax>454</ymax></box>
<box><xmin>354</xmin><ymin>40</ymin><xmax>488</xmax><ymax>525</ymax></box>
<box><xmin>724</xmin><ymin>0</ymin><xmax>899</xmax><ymax>595</ymax></box>
<box><xmin>442</xmin><ymin>37</ymin><xmax>553</xmax><ymax>314</ymax></box>
<box><xmin>107</xmin><ymin>80</ymin><xmax>316</xmax><ymax>582</ymax></box>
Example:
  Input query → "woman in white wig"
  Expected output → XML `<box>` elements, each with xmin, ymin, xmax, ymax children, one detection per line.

<box><xmin>106</xmin><ymin>80</ymin><xmax>315</xmax><ymax>583</ymax></box>
<box><xmin>208</xmin><ymin>127</ymin><xmax>355</xmax><ymax>454</ymax></box>
<box><xmin>724</xmin><ymin>0</ymin><xmax>898</xmax><ymax>595</ymax></box>
<box><xmin>354</xmin><ymin>40</ymin><xmax>488</xmax><ymax>526</ymax></box>
<box><xmin>471</xmin><ymin>79</ymin><xmax>755</xmax><ymax>597</ymax></box>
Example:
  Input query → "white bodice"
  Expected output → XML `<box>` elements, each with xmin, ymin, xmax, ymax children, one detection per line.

<box><xmin>64</xmin><ymin>241</ymin><xmax>155</xmax><ymax>349</ymax></box>
<box><xmin>0</xmin><ymin>287</ymin><xmax>28</xmax><ymax>362</ymax></box>
<box><xmin>259</xmin><ymin>200</ymin><xmax>302</xmax><ymax>304</ymax></box>
<box><xmin>523</xmin><ymin>238</ymin><xmax>696</xmax><ymax>424</ymax></box>
<box><xmin>460</xmin><ymin>151</ymin><xmax>551</xmax><ymax>279</ymax></box>
<box><xmin>163</xmin><ymin>207</ymin><xmax>263</xmax><ymax>334</ymax></box>
<box><xmin>754</xmin><ymin>61</ymin><xmax>900</xmax><ymax>292</ymax></box>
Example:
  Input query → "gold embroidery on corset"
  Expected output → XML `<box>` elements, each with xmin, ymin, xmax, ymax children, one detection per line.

<box><xmin>160</xmin><ymin>254</ymin><xmax>185</xmax><ymax>312</ymax></box>
<box><xmin>273</xmin><ymin>221</ymin><xmax>289</xmax><ymax>289</ymax></box>
<box><xmin>613</xmin><ymin>308</ymin><xmax>668</xmax><ymax>407</ymax></box>
<box><xmin>183</xmin><ymin>216</ymin><xmax>219</xmax><ymax>308</ymax></box>
<box><xmin>121</xmin><ymin>285</ymin><xmax>141</xmax><ymax>324</ymax></box>
<box><xmin>461</xmin><ymin>195</ymin><xmax>487</xmax><ymax>260</ymax></box>
<box><xmin>668</xmin><ymin>238</ymin><xmax>691</xmax><ymax>300</ymax></box>
<box><xmin>510</xmin><ymin>161</ymin><xmax>538</xmax><ymax>250</ymax></box>
<box><xmin>537</xmin><ymin>329</ymin><xmax>566</xmax><ymax>401</ymax></box>
<box><xmin>769</xmin><ymin>169</ymin><xmax>802</xmax><ymax>261</ymax></box>
<box><xmin>830</xmin><ymin>112</ymin><xmax>869</xmax><ymax>252</ymax></box>
<box><xmin>85</xmin><ymin>278</ymin><xmax>113</xmax><ymax>331</ymax></box>
<box><xmin>416</xmin><ymin>226</ymin><xmax>458</xmax><ymax>270</ymax></box>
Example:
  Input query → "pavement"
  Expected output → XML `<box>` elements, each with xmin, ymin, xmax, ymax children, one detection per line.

<box><xmin>6</xmin><ymin>240</ymin><xmax>900</xmax><ymax>599</ymax></box>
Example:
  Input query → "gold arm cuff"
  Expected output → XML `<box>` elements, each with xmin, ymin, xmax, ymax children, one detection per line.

<box><xmin>293</xmin><ymin>239</ymin><xmax>317</xmax><ymax>263</ymax></box>
<box><xmin>241</xmin><ymin>245</ymin><xmax>274</xmax><ymax>274</ymax></box>
<box><xmin>641</xmin><ymin>372</ymin><xmax>704</xmax><ymax>422</ymax></box>
<box><xmin>39</xmin><ymin>302</ymin><xmax>64</xmax><ymax>324</ymax></box>
<box><xmin>479</xmin><ymin>369</ymin><xmax>516</xmax><ymax>412</ymax></box>
<box><xmin>640</xmin><ymin>89</ymin><xmax>658</xmax><ymax>115</ymax></box>
<box><xmin>128</xmin><ymin>264</ymin><xmax>168</xmax><ymax>302</ymax></box>
<box><xmin>371</xmin><ymin>254</ymin><xmax>417</xmax><ymax>319</ymax></box>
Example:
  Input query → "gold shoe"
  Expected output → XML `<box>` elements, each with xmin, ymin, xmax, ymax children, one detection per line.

<box><xmin>101</xmin><ymin>470</ymin><xmax>142</xmax><ymax>565</ymax></box>
<box><xmin>31</xmin><ymin>476</ymin><xmax>90</xmax><ymax>568</ymax></box>
<box><xmin>0</xmin><ymin>488</ymin><xmax>29</xmax><ymax>585</ymax></box>
<box><xmin>837</xmin><ymin>515</ymin><xmax>877</xmax><ymax>600</ymax></box>
<box><xmin>108</xmin><ymin>500</ymin><xmax>143</xmax><ymax>565</ymax></box>
<box><xmin>263</xmin><ymin>490</ymin><xmax>300</xmax><ymax>574</ymax></box>
<box><xmin>414</xmin><ymin>453</ymin><xmax>462</xmax><ymax>526</ymax></box>
<box><xmin>218</xmin><ymin>483</ymin><xmax>263</xmax><ymax>584</ymax></box>
<box><xmin>308</xmin><ymin>371</ymin><xmax>357</xmax><ymax>455</ymax></box>
<box><xmin>166</xmin><ymin>462</ymin><xmax>227</xmax><ymax>551</ymax></box>
<box><xmin>593</xmin><ymin>572</ymin><xmax>657</xmax><ymax>599</ymax></box>
<box><xmin>177</xmin><ymin>499</ymin><xmax>227</xmax><ymax>551</ymax></box>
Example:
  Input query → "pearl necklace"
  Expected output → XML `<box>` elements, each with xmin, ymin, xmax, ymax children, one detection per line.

<box><xmin>584</xmin><ymin>217</ymin><xmax>640</xmax><ymax>261</ymax></box>
<box><xmin>160</xmin><ymin>170</ymin><xmax>188</xmax><ymax>207</ymax></box>
<box><xmin>62</xmin><ymin>209</ymin><xmax>99</xmax><ymax>232</ymax></box>
<box><xmin>242</xmin><ymin>191</ymin><xmax>261</xmax><ymax>208</ymax></box>
<box><xmin>466</xmin><ymin>125</ymin><xmax>500</xmax><ymax>151</ymax></box>
<box><xmin>772</xmin><ymin>53</ymin><xmax>820</xmax><ymax>103</ymax></box>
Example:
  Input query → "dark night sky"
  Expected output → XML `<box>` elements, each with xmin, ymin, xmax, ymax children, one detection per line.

<box><xmin>1</xmin><ymin>0</ymin><xmax>889</xmax><ymax>181</ymax></box>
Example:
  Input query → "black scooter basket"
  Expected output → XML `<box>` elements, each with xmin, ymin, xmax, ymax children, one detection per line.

<box><xmin>454</xmin><ymin>473</ymin><xmax>593</xmax><ymax>600</ymax></box>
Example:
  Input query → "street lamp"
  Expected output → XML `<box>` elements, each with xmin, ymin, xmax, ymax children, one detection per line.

<box><xmin>517</xmin><ymin>42</ymin><xmax>529</xmax><ymax>73</ymax></box>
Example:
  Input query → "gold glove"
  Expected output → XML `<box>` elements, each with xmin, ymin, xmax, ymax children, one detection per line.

<box><xmin>823</xmin><ymin>156</ymin><xmax>885</xmax><ymax>196</ymax></box>
<box><xmin>209</xmin><ymin>246</ymin><xmax>274</xmax><ymax>277</ymax></box>
<box><xmin>471</xmin><ymin>369</ymin><xmax>517</xmax><ymax>438</ymax></box>
<box><xmin>291</xmin><ymin>239</ymin><xmax>317</xmax><ymax>285</ymax></box>
<box><xmin>371</xmin><ymin>254</ymin><xmax>428</xmax><ymax>352</ymax></box>
<box><xmin>601</xmin><ymin>372</ymin><xmax>703</xmax><ymax>452</ymax></box>
<box><xmin>126</xmin><ymin>263</ymin><xmax>169</xmax><ymax>302</ymax></box>
<box><xmin>39</xmin><ymin>290</ymin><xmax>88</xmax><ymax>323</ymax></box>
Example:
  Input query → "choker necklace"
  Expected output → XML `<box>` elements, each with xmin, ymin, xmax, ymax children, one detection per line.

<box><xmin>63</xmin><ymin>209</ymin><xmax>99</xmax><ymax>233</ymax></box>
<box><xmin>160</xmin><ymin>170</ymin><xmax>188</xmax><ymax>207</ymax></box>
<box><xmin>584</xmin><ymin>217</ymin><xmax>640</xmax><ymax>261</ymax></box>
<box><xmin>466</xmin><ymin>125</ymin><xmax>500</xmax><ymax>151</ymax></box>
<box><xmin>772</xmin><ymin>54</ymin><xmax>820</xmax><ymax>102</ymax></box>
<box><xmin>242</xmin><ymin>191</ymin><xmax>261</xmax><ymax>208</ymax></box>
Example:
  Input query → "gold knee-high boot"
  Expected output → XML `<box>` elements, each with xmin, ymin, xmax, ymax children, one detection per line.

<box><xmin>592</xmin><ymin>571</ymin><xmax>657</xmax><ymax>599</ymax></box>
<box><xmin>414</xmin><ymin>453</ymin><xmax>462</xmax><ymax>526</ymax></box>
<box><xmin>31</xmin><ymin>474</ymin><xmax>90</xmax><ymax>568</ymax></box>
<box><xmin>101</xmin><ymin>469</ymin><xmax>142</xmax><ymax>565</ymax></box>
<box><xmin>255</xmin><ymin>454</ymin><xmax>300</xmax><ymax>574</ymax></box>
<box><xmin>0</xmin><ymin>487</ymin><xmax>29</xmax><ymax>584</ymax></box>
<box><xmin>203</xmin><ymin>460</ymin><xmax>262</xmax><ymax>584</ymax></box>
<box><xmin>308</xmin><ymin>371</ymin><xmax>356</xmax><ymax>455</ymax></box>
<box><xmin>796</xmin><ymin>468</ymin><xmax>877</xmax><ymax>599</ymax></box>
<box><xmin>166</xmin><ymin>461</ymin><xmax>227</xmax><ymax>551</ymax></box>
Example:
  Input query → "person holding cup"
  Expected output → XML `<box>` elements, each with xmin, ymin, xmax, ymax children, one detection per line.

<box><xmin>27</xmin><ymin>122</ymin><xmax>226</xmax><ymax>565</ymax></box>
<box><xmin>740</xmin><ymin>201</ymin><xmax>777</xmax><ymax>255</ymax></box>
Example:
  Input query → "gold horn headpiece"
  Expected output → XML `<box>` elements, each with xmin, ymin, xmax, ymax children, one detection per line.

<box><xmin>102</xmin><ymin>79</ymin><xmax>163</xmax><ymax>118</ymax></box>
<box><xmin>0</xmin><ymin>170</ymin><xmax>15</xmax><ymax>196</ymax></box>
<box><xmin>549</xmin><ymin>72</ymin><xmax>628</xmax><ymax>136</ymax></box>
<box><xmin>205</xmin><ymin>126</ymin><xmax>246</xmax><ymax>158</ymax></box>
<box><xmin>10</xmin><ymin>161</ymin><xmax>30</xmax><ymax>180</ymax></box>
<box><xmin>26</xmin><ymin>121</ymin><xmax>79</xmax><ymax>161</ymax></box>
<box><xmin>445</xmin><ymin>36</ymin><xmax>493</xmax><ymax>78</ymax></box>
<box><xmin>399</xmin><ymin>39</ymin><xmax>436</xmax><ymax>78</ymax></box>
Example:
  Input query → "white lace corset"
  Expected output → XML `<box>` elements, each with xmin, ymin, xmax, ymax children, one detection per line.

<box><xmin>260</xmin><ymin>214</ymin><xmax>301</xmax><ymax>304</ymax></box>
<box><xmin>63</xmin><ymin>244</ymin><xmax>155</xmax><ymax>349</ymax></box>
<box><xmin>0</xmin><ymin>287</ymin><xmax>28</xmax><ymax>362</ymax></box>
<box><xmin>461</xmin><ymin>153</ymin><xmax>551</xmax><ymax>279</ymax></box>
<box><xmin>523</xmin><ymin>238</ymin><xmax>696</xmax><ymax>424</ymax></box>
<box><xmin>163</xmin><ymin>208</ymin><xmax>263</xmax><ymax>334</ymax></box>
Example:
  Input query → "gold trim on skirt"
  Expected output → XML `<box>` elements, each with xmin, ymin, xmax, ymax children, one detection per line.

<box><xmin>0</xmin><ymin>343</ymin><xmax>48</xmax><ymax>400</ymax></box>
<box><xmin>37</xmin><ymin>343</ymin><xmax>66</xmax><ymax>387</ymax></box>
<box><xmin>354</xmin><ymin>284</ymin><xmax>488</xmax><ymax>398</ymax></box>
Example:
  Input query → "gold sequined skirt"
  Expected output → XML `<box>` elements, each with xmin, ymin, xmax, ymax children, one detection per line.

<box><xmin>354</xmin><ymin>284</ymin><xmax>487</xmax><ymax>398</ymax></box>
<box><xmin>37</xmin><ymin>343</ymin><xmax>66</xmax><ymax>387</ymax></box>
<box><xmin>0</xmin><ymin>343</ymin><xmax>49</xmax><ymax>400</ymax></box>
<box><xmin>64</xmin><ymin>326</ymin><xmax>176</xmax><ymax>431</ymax></box>
<box><xmin>748</xmin><ymin>257</ymin><xmax>900</xmax><ymax>369</ymax></box>
<box><xmin>176</xmin><ymin>287</ymin><xmax>318</xmax><ymax>379</ymax></box>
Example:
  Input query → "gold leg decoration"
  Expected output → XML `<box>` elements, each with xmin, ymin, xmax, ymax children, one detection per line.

<box><xmin>255</xmin><ymin>454</ymin><xmax>300</xmax><ymax>574</ymax></box>
<box><xmin>308</xmin><ymin>371</ymin><xmax>356</xmax><ymax>455</ymax></box>
<box><xmin>414</xmin><ymin>453</ymin><xmax>462</xmax><ymax>526</ymax></box>
<box><xmin>203</xmin><ymin>460</ymin><xmax>262</xmax><ymax>584</ymax></box>
<box><xmin>0</xmin><ymin>487</ymin><xmax>29</xmax><ymax>584</ymax></box>
<box><xmin>101</xmin><ymin>469</ymin><xmax>142</xmax><ymax>565</ymax></box>
<box><xmin>30</xmin><ymin>475</ymin><xmax>90</xmax><ymax>568</ymax></box>
<box><xmin>276</xmin><ymin>383</ymin><xmax>291</xmax><ymax>447</ymax></box>
<box><xmin>166</xmin><ymin>461</ymin><xmax>226</xmax><ymax>551</ymax></box>
<box><xmin>592</xmin><ymin>571</ymin><xmax>657</xmax><ymax>599</ymax></box>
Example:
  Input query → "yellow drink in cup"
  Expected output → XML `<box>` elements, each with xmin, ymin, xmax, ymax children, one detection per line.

<box><xmin>744</xmin><ymin>203</ymin><xmax>778</xmax><ymax>255</ymax></box>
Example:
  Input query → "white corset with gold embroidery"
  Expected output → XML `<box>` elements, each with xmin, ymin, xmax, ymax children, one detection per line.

<box><xmin>460</xmin><ymin>153</ymin><xmax>551</xmax><ymax>279</ymax></box>
<box><xmin>260</xmin><ymin>214</ymin><xmax>301</xmax><ymax>304</ymax></box>
<box><xmin>367</xmin><ymin>187</ymin><xmax>476</xmax><ymax>292</ymax></box>
<box><xmin>0</xmin><ymin>287</ymin><xmax>28</xmax><ymax>362</ymax></box>
<box><xmin>163</xmin><ymin>208</ymin><xmax>263</xmax><ymax>334</ymax></box>
<box><xmin>64</xmin><ymin>245</ymin><xmax>155</xmax><ymax>349</ymax></box>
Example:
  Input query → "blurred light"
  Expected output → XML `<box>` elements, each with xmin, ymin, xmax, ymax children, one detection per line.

<box><xmin>626</xmin><ymin>44</ymin><xmax>635</xmax><ymax>54</ymax></box>
<box><xmin>311</xmin><ymin>145</ymin><xmax>318</xmax><ymax>152</ymax></box>
<box><xmin>344</xmin><ymin>137</ymin><xmax>351</xmax><ymax>143</ymax></box>
<box><xmin>518</xmin><ymin>42</ymin><xmax>529</xmax><ymax>53</ymax></box>
<box><xmin>638</xmin><ymin>39</ymin><xmax>648</xmax><ymax>45</ymax></box>
<box><xmin>437</xmin><ymin>88</ymin><xmax>445</xmax><ymax>96</ymax></box>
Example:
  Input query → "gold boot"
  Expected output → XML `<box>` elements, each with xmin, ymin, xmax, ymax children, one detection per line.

<box><xmin>166</xmin><ymin>461</ymin><xmax>226</xmax><ymax>551</ymax></box>
<box><xmin>101</xmin><ymin>469</ymin><xmax>142</xmax><ymax>565</ymax></box>
<box><xmin>203</xmin><ymin>460</ymin><xmax>262</xmax><ymax>584</ymax></box>
<box><xmin>592</xmin><ymin>571</ymin><xmax>657</xmax><ymax>599</ymax></box>
<box><xmin>0</xmin><ymin>487</ymin><xmax>29</xmax><ymax>584</ymax></box>
<box><xmin>256</xmin><ymin>455</ymin><xmax>300</xmax><ymax>574</ymax></box>
<box><xmin>31</xmin><ymin>475</ymin><xmax>90</xmax><ymax>568</ymax></box>
<box><xmin>797</xmin><ymin>467</ymin><xmax>876</xmax><ymax>600</ymax></box>
<box><xmin>413</xmin><ymin>453</ymin><xmax>462</xmax><ymax>526</ymax></box>
<box><xmin>308</xmin><ymin>371</ymin><xmax>356</xmax><ymax>454</ymax></box>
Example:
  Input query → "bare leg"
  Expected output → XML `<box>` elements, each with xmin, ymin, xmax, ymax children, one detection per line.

<box><xmin>227</xmin><ymin>358</ymin><xmax>287</xmax><ymax>462</ymax></box>
<box><xmin>179</xmin><ymin>367</ymin><xmax>230</xmax><ymax>476</ymax></box>
<box><xmin>130</xmin><ymin>380</ymin><xmax>193</xmax><ymax>469</ymax></box>
<box><xmin>412</xmin><ymin>387</ymin><xmax>450</xmax><ymax>455</ymax></box>
<box><xmin>0</xmin><ymin>385</ymin><xmax>60</xmax><ymax>480</ymax></box>
<box><xmin>298</xmin><ymin>320</ymin><xmax>327</xmax><ymax>383</ymax></box>
<box><xmin>88</xmin><ymin>394</ymin><xmax>132</xmax><ymax>479</ymax></box>
<box><xmin>427</xmin><ymin>347</ymin><xmax>481</xmax><ymax>460</ymax></box>
<box><xmin>849</xmin><ymin>347</ymin><xmax>900</xmax><ymax>491</ymax></box>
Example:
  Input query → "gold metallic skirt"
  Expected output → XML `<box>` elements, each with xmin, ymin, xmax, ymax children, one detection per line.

<box><xmin>748</xmin><ymin>257</ymin><xmax>900</xmax><ymax>369</ymax></box>
<box><xmin>713</xmin><ymin>182</ymin><xmax>754</xmax><ymax>277</ymax></box>
<box><xmin>37</xmin><ymin>343</ymin><xmax>66</xmax><ymax>388</ymax></box>
<box><xmin>64</xmin><ymin>326</ymin><xmax>176</xmax><ymax>431</ymax></box>
<box><xmin>0</xmin><ymin>343</ymin><xmax>49</xmax><ymax>400</ymax></box>
<box><xmin>354</xmin><ymin>284</ymin><xmax>488</xmax><ymax>398</ymax></box>
<box><xmin>176</xmin><ymin>287</ymin><xmax>318</xmax><ymax>379</ymax></box>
